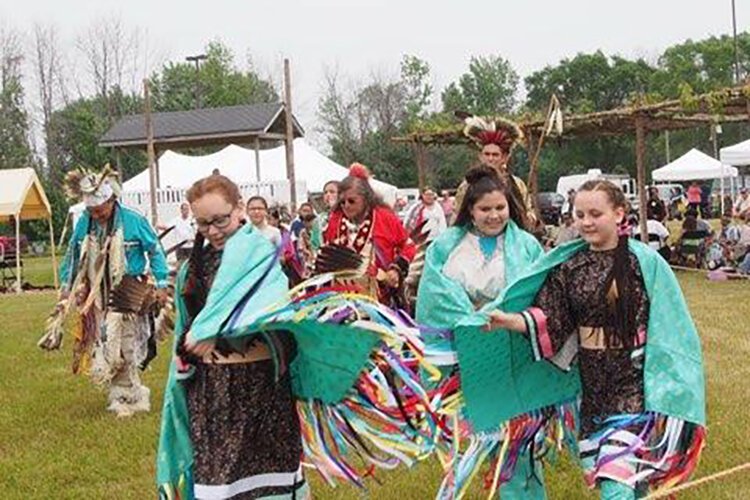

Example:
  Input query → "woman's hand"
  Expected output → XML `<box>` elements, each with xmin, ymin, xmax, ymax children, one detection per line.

<box><xmin>185</xmin><ymin>331</ymin><xmax>216</xmax><ymax>358</ymax></box>
<box><xmin>483</xmin><ymin>310</ymin><xmax>526</xmax><ymax>332</ymax></box>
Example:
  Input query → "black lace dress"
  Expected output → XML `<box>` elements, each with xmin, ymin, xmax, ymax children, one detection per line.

<box><xmin>527</xmin><ymin>248</ymin><xmax>650</xmax><ymax>436</ymax></box>
<box><xmin>181</xmin><ymin>245</ymin><xmax>306</xmax><ymax>499</ymax></box>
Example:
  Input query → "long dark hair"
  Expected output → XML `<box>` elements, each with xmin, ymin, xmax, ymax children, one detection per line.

<box><xmin>577</xmin><ymin>180</ymin><xmax>636</xmax><ymax>349</ymax></box>
<box><xmin>454</xmin><ymin>166</ymin><xmax>526</xmax><ymax>230</ymax></box>
<box><xmin>333</xmin><ymin>174</ymin><xmax>388</xmax><ymax>214</ymax></box>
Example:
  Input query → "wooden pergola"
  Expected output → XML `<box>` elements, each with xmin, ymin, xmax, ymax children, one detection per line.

<box><xmin>100</xmin><ymin>100</ymin><xmax>304</xmax><ymax>223</ymax></box>
<box><xmin>394</xmin><ymin>84</ymin><xmax>750</xmax><ymax>240</ymax></box>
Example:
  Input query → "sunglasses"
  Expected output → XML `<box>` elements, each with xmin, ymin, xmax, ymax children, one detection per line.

<box><xmin>341</xmin><ymin>197</ymin><xmax>361</xmax><ymax>206</ymax></box>
<box><xmin>195</xmin><ymin>212</ymin><xmax>233</xmax><ymax>230</ymax></box>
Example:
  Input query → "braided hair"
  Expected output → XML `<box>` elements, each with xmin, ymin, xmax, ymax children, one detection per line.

<box><xmin>577</xmin><ymin>180</ymin><xmax>636</xmax><ymax>349</ymax></box>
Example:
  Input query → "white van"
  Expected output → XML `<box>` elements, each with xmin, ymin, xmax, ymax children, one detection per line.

<box><xmin>557</xmin><ymin>169</ymin><xmax>638</xmax><ymax>210</ymax></box>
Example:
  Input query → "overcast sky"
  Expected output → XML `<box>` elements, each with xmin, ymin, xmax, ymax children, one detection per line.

<box><xmin>3</xmin><ymin>0</ymin><xmax>745</xmax><ymax>147</ymax></box>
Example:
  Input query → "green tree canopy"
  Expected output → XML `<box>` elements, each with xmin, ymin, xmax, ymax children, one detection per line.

<box><xmin>149</xmin><ymin>41</ymin><xmax>278</xmax><ymax>111</ymax></box>
<box><xmin>441</xmin><ymin>55</ymin><xmax>519</xmax><ymax>115</ymax></box>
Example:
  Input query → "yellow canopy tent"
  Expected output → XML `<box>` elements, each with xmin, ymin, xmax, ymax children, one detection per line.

<box><xmin>0</xmin><ymin>168</ymin><xmax>58</xmax><ymax>292</ymax></box>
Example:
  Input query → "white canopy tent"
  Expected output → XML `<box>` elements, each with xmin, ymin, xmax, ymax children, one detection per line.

<box><xmin>0</xmin><ymin>168</ymin><xmax>58</xmax><ymax>292</ymax></box>
<box><xmin>652</xmin><ymin>148</ymin><xmax>738</xmax><ymax>214</ymax></box>
<box><xmin>720</xmin><ymin>138</ymin><xmax>750</xmax><ymax>167</ymax></box>
<box><xmin>123</xmin><ymin>138</ymin><xmax>399</xmax><ymax>204</ymax></box>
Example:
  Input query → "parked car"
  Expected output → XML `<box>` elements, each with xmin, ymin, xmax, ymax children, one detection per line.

<box><xmin>536</xmin><ymin>192</ymin><xmax>565</xmax><ymax>225</ymax></box>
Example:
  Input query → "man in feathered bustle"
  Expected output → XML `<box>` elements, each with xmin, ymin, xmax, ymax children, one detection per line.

<box><xmin>50</xmin><ymin>165</ymin><xmax>169</xmax><ymax>417</ymax></box>
<box><xmin>452</xmin><ymin>114</ymin><xmax>538</xmax><ymax>230</ymax></box>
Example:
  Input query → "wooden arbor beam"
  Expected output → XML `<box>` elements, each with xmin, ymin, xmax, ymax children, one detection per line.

<box><xmin>635</xmin><ymin>114</ymin><xmax>649</xmax><ymax>243</ymax></box>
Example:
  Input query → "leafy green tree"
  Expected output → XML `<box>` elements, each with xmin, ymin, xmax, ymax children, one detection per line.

<box><xmin>651</xmin><ymin>33</ymin><xmax>750</xmax><ymax>97</ymax></box>
<box><xmin>150</xmin><ymin>41</ymin><xmax>278</xmax><ymax>111</ymax></box>
<box><xmin>441</xmin><ymin>55</ymin><xmax>519</xmax><ymax>114</ymax></box>
<box><xmin>525</xmin><ymin>51</ymin><xmax>656</xmax><ymax>113</ymax></box>
<box><xmin>400</xmin><ymin>55</ymin><xmax>433</xmax><ymax>125</ymax></box>
<box><xmin>0</xmin><ymin>57</ymin><xmax>34</xmax><ymax>170</ymax></box>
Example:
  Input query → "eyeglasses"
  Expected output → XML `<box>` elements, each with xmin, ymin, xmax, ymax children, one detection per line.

<box><xmin>195</xmin><ymin>212</ymin><xmax>233</xmax><ymax>230</ymax></box>
<box><xmin>341</xmin><ymin>197</ymin><xmax>361</xmax><ymax>206</ymax></box>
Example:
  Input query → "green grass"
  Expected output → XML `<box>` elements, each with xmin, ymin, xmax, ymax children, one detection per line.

<box><xmin>1</xmin><ymin>267</ymin><xmax>748</xmax><ymax>499</ymax></box>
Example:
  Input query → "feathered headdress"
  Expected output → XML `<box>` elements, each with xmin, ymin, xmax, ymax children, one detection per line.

<box><xmin>64</xmin><ymin>164</ymin><xmax>122</xmax><ymax>206</ymax></box>
<box><xmin>455</xmin><ymin>111</ymin><xmax>524</xmax><ymax>152</ymax></box>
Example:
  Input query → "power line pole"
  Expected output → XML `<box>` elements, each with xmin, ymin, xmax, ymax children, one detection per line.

<box><xmin>732</xmin><ymin>0</ymin><xmax>741</xmax><ymax>84</ymax></box>
<box><xmin>283</xmin><ymin>59</ymin><xmax>297</xmax><ymax>211</ymax></box>
<box><xmin>185</xmin><ymin>53</ymin><xmax>207</xmax><ymax>108</ymax></box>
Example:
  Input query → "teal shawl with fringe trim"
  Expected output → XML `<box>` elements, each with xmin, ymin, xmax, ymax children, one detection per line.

<box><xmin>416</xmin><ymin>221</ymin><xmax>580</xmax><ymax>432</ymax></box>
<box><xmin>419</xmin><ymin>232</ymin><xmax>705</xmax><ymax>433</ymax></box>
<box><xmin>156</xmin><ymin>224</ymin><xmax>382</xmax><ymax>497</ymax></box>
<box><xmin>500</xmin><ymin>239</ymin><xmax>705</xmax><ymax>426</ymax></box>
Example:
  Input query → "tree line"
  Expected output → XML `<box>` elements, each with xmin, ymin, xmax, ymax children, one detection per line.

<box><xmin>1</xmin><ymin>17</ymin><xmax>748</xmax><ymax>239</ymax></box>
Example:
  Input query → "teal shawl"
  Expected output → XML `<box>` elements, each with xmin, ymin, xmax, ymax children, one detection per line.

<box><xmin>419</xmin><ymin>231</ymin><xmax>705</xmax><ymax>433</ymax></box>
<box><xmin>416</xmin><ymin>221</ymin><xmax>580</xmax><ymax>432</ymax></box>
<box><xmin>156</xmin><ymin>225</ymin><xmax>383</xmax><ymax>497</ymax></box>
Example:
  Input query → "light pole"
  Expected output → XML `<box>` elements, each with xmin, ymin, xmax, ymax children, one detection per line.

<box><xmin>732</xmin><ymin>0</ymin><xmax>741</xmax><ymax>84</ymax></box>
<box><xmin>185</xmin><ymin>53</ymin><xmax>207</xmax><ymax>108</ymax></box>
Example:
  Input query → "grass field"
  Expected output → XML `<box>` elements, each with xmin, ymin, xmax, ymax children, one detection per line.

<box><xmin>1</xmin><ymin>259</ymin><xmax>748</xmax><ymax>499</ymax></box>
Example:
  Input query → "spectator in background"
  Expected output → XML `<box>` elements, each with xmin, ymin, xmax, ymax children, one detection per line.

<box><xmin>320</xmin><ymin>180</ymin><xmax>340</xmax><ymax>232</ymax></box>
<box><xmin>404</xmin><ymin>186</ymin><xmax>447</xmax><ymax>241</ymax></box>
<box><xmin>157</xmin><ymin>201</ymin><xmax>195</xmax><ymax>261</ymax></box>
<box><xmin>700</xmin><ymin>183</ymin><xmax>712</xmax><ymax>219</ymax></box>
<box><xmin>644</xmin><ymin>212</ymin><xmax>671</xmax><ymax>261</ymax></box>
<box><xmin>669</xmin><ymin>187</ymin><xmax>685</xmax><ymax>220</ymax></box>
<box><xmin>685</xmin><ymin>208</ymin><xmax>713</xmax><ymax>235</ymax></box>
<box><xmin>290</xmin><ymin>202</ymin><xmax>314</xmax><ymax>238</ymax></box>
<box><xmin>733</xmin><ymin>187</ymin><xmax>750</xmax><ymax>218</ymax></box>
<box><xmin>440</xmin><ymin>190</ymin><xmax>455</xmax><ymax>221</ymax></box>
<box><xmin>563</xmin><ymin>188</ymin><xmax>576</xmax><ymax>216</ymax></box>
<box><xmin>555</xmin><ymin>212</ymin><xmax>579</xmax><ymax>246</ymax></box>
<box><xmin>686</xmin><ymin>181</ymin><xmax>703</xmax><ymax>216</ymax></box>
<box><xmin>296</xmin><ymin>213</ymin><xmax>318</xmax><ymax>276</ymax></box>
<box><xmin>646</xmin><ymin>187</ymin><xmax>667</xmax><ymax>222</ymax></box>
<box><xmin>736</xmin><ymin>212</ymin><xmax>750</xmax><ymax>257</ymax></box>
<box><xmin>246</xmin><ymin>196</ymin><xmax>281</xmax><ymax>247</ymax></box>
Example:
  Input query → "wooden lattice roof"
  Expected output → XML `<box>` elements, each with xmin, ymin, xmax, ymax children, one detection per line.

<box><xmin>393</xmin><ymin>85</ymin><xmax>750</xmax><ymax>145</ymax></box>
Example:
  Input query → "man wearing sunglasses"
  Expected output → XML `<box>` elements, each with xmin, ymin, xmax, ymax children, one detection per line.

<box><xmin>51</xmin><ymin>165</ymin><xmax>169</xmax><ymax>417</ymax></box>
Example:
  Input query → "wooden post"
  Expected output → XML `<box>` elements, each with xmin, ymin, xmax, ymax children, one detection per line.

<box><xmin>15</xmin><ymin>214</ymin><xmax>21</xmax><ymax>293</ymax></box>
<box><xmin>113</xmin><ymin>147</ymin><xmax>122</xmax><ymax>178</ymax></box>
<box><xmin>254</xmin><ymin>137</ymin><xmax>261</xmax><ymax>182</ymax></box>
<box><xmin>57</xmin><ymin>211</ymin><xmax>70</xmax><ymax>250</ymax></box>
<box><xmin>415</xmin><ymin>142</ymin><xmax>427</xmax><ymax>190</ymax></box>
<box><xmin>635</xmin><ymin>115</ymin><xmax>649</xmax><ymax>242</ymax></box>
<box><xmin>48</xmin><ymin>216</ymin><xmax>58</xmax><ymax>289</ymax></box>
<box><xmin>155</xmin><ymin>147</ymin><xmax>161</xmax><ymax>189</ymax></box>
<box><xmin>526</xmin><ymin>129</ymin><xmax>540</xmax><ymax>197</ymax></box>
<box><xmin>143</xmin><ymin>79</ymin><xmax>158</xmax><ymax>226</ymax></box>
<box><xmin>283</xmin><ymin>59</ymin><xmax>297</xmax><ymax>211</ymax></box>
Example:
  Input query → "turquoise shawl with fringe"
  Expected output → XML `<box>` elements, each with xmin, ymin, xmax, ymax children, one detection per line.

<box><xmin>416</xmin><ymin>221</ymin><xmax>580</xmax><ymax>432</ymax></box>
<box><xmin>156</xmin><ymin>225</ymin><xmax>382</xmax><ymax>497</ymax></box>
<box><xmin>419</xmin><ymin>232</ymin><xmax>705</xmax><ymax>433</ymax></box>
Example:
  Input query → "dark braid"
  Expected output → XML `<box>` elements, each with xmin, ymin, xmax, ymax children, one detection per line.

<box><xmin>183</xmin><ymin>231</ymin><xmax>207</xmax><ymax>322</ymax></box>
<box><xmin>578</xmin><ymin>180</ymin><xmax>637</xmax><ymax>349</ymax></box>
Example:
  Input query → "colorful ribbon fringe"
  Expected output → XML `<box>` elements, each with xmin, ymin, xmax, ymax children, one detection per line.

<box><xmin>580</xmin><ymin>412</ymin><xmax>706</xmax><ymax>493</ymax></box>
<box><xmin>226</xmin><ymin>272</ymin><xmax>443</xmax><ymax>488</ymax></box>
